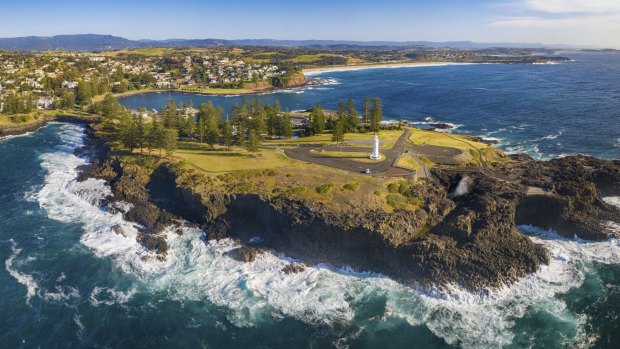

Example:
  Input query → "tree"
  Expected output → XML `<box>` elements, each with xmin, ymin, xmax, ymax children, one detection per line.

<box><xmin>370</xmin><ymin>98</ymin><xmax>383</xmax><ymax>133</ymax></box>
<box><xmin>162</xmin><ymin>128</ymin><xmax>179</xmax><ymax>157</ymax></box>
<box><xmin>247</xmin><ymin>129</ymin><xmax>260</xmax><ymax>152</ymax></box>
<box><xmin>281</xmin><ymin>109</ymin><xmax>293</xmax><ymax>138</ymax></box>
<box><xmin>119</xmin><ymin>113</ymin><xmax>137</xmax><ymax>153</ymax></box>
<box><xmin>346</xmin><ymin>98</ymin><xmax>359</xmax><ymax>132</ymax></box>
<box><xmin>221</xmin><ymin>121</ymin><xmax>233</xmax><ymax>150</ymax></box>
<box><xmin>147</xmin><ymin>117</ymin><xmax>162</xmax><ymax>155</ymax></box>
<box><xmin>332</xmin><ymin>115</ymin><xmax>346</xmax><ymax>144</ymax></box>
<box><xmin>136</xmin><ymin>113</ymin><xmax>145</xmax><ymax>154</ymax></box>
<box><xmin>197</xmin><ymin>102</ymin><xmax>220</xmax><ymax>147</ymax></box>
<box><xmin>364</xmin><ymin>97</ymin><xmax>371</xmax><ymax>124</ymax></box>
<box><xmin>161</xmin><ymin>99</ymin><xmax>177</xmax><ymax>129</ymax></box>
<box><xmin>307</xmin><ymin>103</ymin><xmax>325</xmax><ymax>136</ymax></box>
<box><xmin>76</xmin><ymin>80</ymin><xmax>92</xmax><ymax>105</ymax></box>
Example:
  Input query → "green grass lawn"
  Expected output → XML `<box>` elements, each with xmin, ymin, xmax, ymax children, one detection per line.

<box><xmin>265</xmin><ymin>130</ymin><xmax>404</xmax><ymax>149</ymax></box>
<box><xmin>395</xmin><ymin>155</ymin><xmax>421</xmax><ymax>170</ymax></box>
<box><xmin>285</xmin><ymin>54</ymin><xmax>342</xmax><ymax>63</ymax></box>
<box><xmin>408</xmin><ymin>128</ymin><xmax>489</xmax><ymax>150</ymax></box>
<box><xmin>174</xmin><ymin>142</ymin><xmax>294</xmax><ymax>172</ymax></box>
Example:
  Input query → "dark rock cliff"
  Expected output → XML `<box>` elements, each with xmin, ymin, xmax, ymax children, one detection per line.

<box><xmin>82</xmin><ymin>126</ymin><xmax>620</xmax><ymax>292</ymax></box>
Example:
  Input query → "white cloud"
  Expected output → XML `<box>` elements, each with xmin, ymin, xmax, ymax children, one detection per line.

<box><xmin>523</xmin><ymin>0</ymin><xmax>620</xmax><ymax>14</ymax></box>
<box><xmin>485</xmin><ymin>0</ymin><xmax>620</xmax><ymax>47</ymax></box>
<box><xmin>489</xmin><ymin>14</ymin><xmax>620</xmax><ymax>28</ymax></box>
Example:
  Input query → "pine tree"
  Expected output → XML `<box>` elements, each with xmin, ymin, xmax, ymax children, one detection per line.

<box><xmin>364</xmin><ymin>97</ymin><xmax>371</xmax><ymax>124</ymax></box>
<box><xmin>119</xmin><ymin>113</ymin><xmax>137</xmax><ymax>153</ymax></box>
<box><xmin>370</xmin><ymin>98</ymin><xmax>383</xmax><ymax>133</ymax></box>
<box><xmin>332</xmin><ymin>115</ymin><xmax>346</xmax><ymax>144</ymax></box>
<box><xmin>247</xmin><ymin>130</ymin><xmax>260</xmax><ymax>153</ymax></box>
<box><xmin>308</xmin><ymin>103</ymin><xmax>325</xmax><ymax>135</ymax></box>
<box><xmin>162</xmin><ymin>128</ymin><xmax>178</xmax><ymax>157</ymax></box>
<box><xmin>346</xmin><ymin>98</ymin><xmax>359</xmax><ymax>132</ymax></box>
<box><xmin>221</xmin><ymin>121</ymin><xmax>233</xmax><ymax>149</ymax></box>
<box><xmin>136</xmin><ymin>113</ymin><xmax>145</xmax><ymax>154</ymax></box>
<box><xmin>282</xmin><ymin>109</ymin><xmax>293</xmax><ymax>138</ymax></box>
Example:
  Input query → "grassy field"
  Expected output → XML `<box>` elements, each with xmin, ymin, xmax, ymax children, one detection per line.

<box><xmin>101</xmin><ymin>48</ymin><xmax>175</xmax><ymax>57</ymax></box>
<box><xmin>395</xmin><ymin>155</ymin><xmax>421</xmax><ymax>171</ymax></box>
<box><xmin>311</xmin><ymin>150</ymin><xmax>384</xmax><ymax>163</ymax></box>
<box><xmin>265</xmin><ymin>130</ymin><xmax>404</xmax><ymax>149</ymax></box>
<box><xmin>285</xmin><ymin>54</ymin><xmax>342</xmax><ymax>63</ymax></box>
<box><xmin>408</xmin><ymin>128</ymin><xmax>488</xmax><ymax>150</ymax></box>
<box><xmin>174</xmin><ymin>142</ymin><xmax>295</xmax><ymax>172</ymax></box>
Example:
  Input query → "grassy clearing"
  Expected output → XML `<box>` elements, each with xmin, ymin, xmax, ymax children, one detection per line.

<box><xmin>285</xmin><ymin>54</ymin><xmax>342</xmax><ymax>63</ymax></box>
<box><xmin>408</xmin><ymin>128</ymin><xmax>488</xmax><ymax>151</ymax></box>
<box><xmin>395</xmin><ymin>155</ymin><xmax>421</xmax><ymax>171</ymax></box>
<box><xmin>265</xmin><ymin>130</ymin><xmax>404</xmax><ymax>149</ymax></box>
<box><xmin>174</xmin><ymin>142</ymin><xmax>293</xmax><ymax>172</ymax></box>
<box><xmin>101</xmin><ymin>48</ymin><xmax>175</xmax><ymax>57</ymax></box>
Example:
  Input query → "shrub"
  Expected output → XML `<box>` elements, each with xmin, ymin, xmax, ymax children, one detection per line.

<box><xmin>237</xmin><ymin>183</ymin><xmax>253</xmax><ymax>192</ymax></box>
<box><xmin>387</xmin><ymin>182</ymin><xmax>399</xmax><ymax>193</ymax></box>
<box><xmin>386</xmin><ymin>194</ymin><xmax>407</xmax><ymax>209</ymax></box>
<box><xmin>408</xmin><ymin>197</ymin><xmax>424</xmax><ymax>206</ymax></box>
<box><xmin>374</xmin><ymin>189</ymin><xmax>382</xmax><ymax>196</ymax></box>
<box><xmin>284</xmin><ymin>186</ymin><xmax>306</xmax><ymax>197</ymax></box>
<box><xmin>343</xmin><ymin>182</ymin><xmax>360</xmax><ymax>191</ymax></box>
<box><xmin>315</xmin><ymin>183</ymin><xmax>335</xmax><ymax>194</ymax></box>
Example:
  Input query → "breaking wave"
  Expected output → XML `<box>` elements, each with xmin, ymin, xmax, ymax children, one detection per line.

<box><xmin>32</xmin><ymin>123</ymin><xmax>620</xmax><ymax>348</ymax></box>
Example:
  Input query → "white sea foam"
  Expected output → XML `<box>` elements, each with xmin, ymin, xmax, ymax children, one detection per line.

<box><xmin>0</xmin><ymin>131</ymin><xmax>34</xmax><ymax>142</ymax></box>
<box><xmin>89</xmin><ymin>286</ymin><xmax>136</xmax><ymax>307</ymax></box>
<box><xmin>603</xmin><ymin>196</ymin><xmax>620</xmax><ymax>208</ymax></box>
<box><xmin>43</xmin><ymin>285</ymin><xmax>81</xmax><ymax>302</ymax></box>
<box><xmin>34</xmin><ymin>122</ymin><xmax>620</xmax><ymax>348</ymax></box>
<box><xmin>5</xmin><ymin>239</ymin><xmax>39</xmax><ymax>304</ymax></box>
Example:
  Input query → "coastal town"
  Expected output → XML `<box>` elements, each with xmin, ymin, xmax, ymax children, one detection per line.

<box><xmin>0</xmin><ymin>50</ymin><xmax>300</xmax><ymax>114</ymax></box>
<box><xmin>0</xmin><ymin>45</ymin><xmax>570</xmax><ymax>116</ymax></box>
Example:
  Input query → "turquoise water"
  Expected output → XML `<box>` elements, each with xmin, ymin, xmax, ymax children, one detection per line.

<box><xmin>120</xmin><ymin>52</ymin><xmax>620</xmax><ymax>161</ymax></box>
<box><xmin>1</xmin><ymin>52</ymin><xmax>620</xmax><ymax>348</ymax></box>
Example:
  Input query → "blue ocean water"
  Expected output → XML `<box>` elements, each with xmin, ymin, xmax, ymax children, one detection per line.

<box><xmin>120</xmin><ymin>52</ymin><xmax>620</xmax><ymax>161</ymax></box>
<box><xmin>1</xmin><ymin>52</ymin><xmax>620</xmax><ymax>349</ymax></box>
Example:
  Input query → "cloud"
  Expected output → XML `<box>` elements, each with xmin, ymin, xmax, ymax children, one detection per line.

<box><xmin>489</xmin><ymin>14</ymin><xmax>620</xmax><ymax>28</ymax></box>
<box><xmin>485</xmin><ymin>0</ymin><xmax>620</xmax><ymax>47</ymax></box>
<box><xmin>522</xmin><ymin>0</ymin><xmax>620</xmax><ymax>14</ymax></box>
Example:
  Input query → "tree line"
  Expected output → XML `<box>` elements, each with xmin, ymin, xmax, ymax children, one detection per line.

<box><xmin>97</xmin><ymin>94</ymin><xmax>383</xmax><ymax>157</ymax></box>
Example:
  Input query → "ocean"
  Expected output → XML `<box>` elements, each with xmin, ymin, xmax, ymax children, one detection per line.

<box><xmin>119</xmin><ymin>52</ymin><xmax>620</xmax><ymax>161</ymax></box>
<box><xmin>0</xmin><ymin>52</ymin><xmax>619</xmax><ymax>348</ymax></box>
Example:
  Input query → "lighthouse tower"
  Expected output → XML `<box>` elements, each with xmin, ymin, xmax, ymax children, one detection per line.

<box><xmin>370</xmin><ymin>134</ymin><xmax>381</xmax><ymax>160</ymax></box>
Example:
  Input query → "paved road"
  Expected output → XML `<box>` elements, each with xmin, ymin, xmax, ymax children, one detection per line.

<box><xmin>284</xmin><ymin>129</ymin><xmax>414</xmax><ymax>176</ymax></box>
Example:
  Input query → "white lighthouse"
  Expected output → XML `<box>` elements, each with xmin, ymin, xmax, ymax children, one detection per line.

<box><xmin>370</xmin><ymin>134</ymin><xmax>381</xmax><ymax>160</ymax></box>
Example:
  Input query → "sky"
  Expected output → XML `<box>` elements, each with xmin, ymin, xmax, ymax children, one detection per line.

<box><xmin>1</xmin><ymin>0</ymin><xmax>619</xmax><ymax>48</ymax></box>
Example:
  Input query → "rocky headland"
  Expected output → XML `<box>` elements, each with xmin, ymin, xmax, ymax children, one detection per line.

<box><xmin>80</xmin><ymin>125</ymin><xmax>620</xmax><ymax>292</ymax></box>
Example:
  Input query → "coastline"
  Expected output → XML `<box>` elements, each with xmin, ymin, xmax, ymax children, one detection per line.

<box><xmin>303</xmin><ymin>61</ymin><xmax>460</xmax><ymax>76</ymax></box>
<box><xmin>0</xmin><ymin>113</ymin><xmax>97</xmax><ymax>138</ymax></box>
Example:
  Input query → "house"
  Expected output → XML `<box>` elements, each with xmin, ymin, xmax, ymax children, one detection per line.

<box><xmin>37</xmin><ymin>97</ymin><xmax>55</xmax><ymax>109</ymax></box>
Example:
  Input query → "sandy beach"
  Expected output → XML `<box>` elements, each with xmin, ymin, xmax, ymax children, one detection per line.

<box><xmin>303</xmin><ymin>61</ymin><xmax>461</xmax><ymax>76</ymax></box>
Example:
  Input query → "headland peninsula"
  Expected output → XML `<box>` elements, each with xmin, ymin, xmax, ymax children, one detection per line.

<box><xmin>1</xmin><ymin>47</ymin><xmax>617</xmax><ymax>294</ymax></box>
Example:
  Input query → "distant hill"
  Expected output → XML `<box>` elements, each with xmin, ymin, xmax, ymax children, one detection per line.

<box><xmin>0</xmin><ymin>34</ymin><xmax>139</xmax><ymax>51</ymax></box>
<box><xmin>0</xmin><ymin>34</ymin><xmax>579</xmax><ymax>51</ymax></box>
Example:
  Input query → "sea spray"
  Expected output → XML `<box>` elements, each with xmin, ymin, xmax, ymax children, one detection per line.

<box><xmin>449</xmin><ymin>176</ymin><xmax>472</xmax><ymax>198</ymax></box>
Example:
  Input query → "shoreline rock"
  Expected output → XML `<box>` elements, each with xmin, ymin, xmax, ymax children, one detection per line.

<box><xmin>78</xmin><ymin>124</ymin><xmax>620</xmax><ymax>292</ymax></box>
